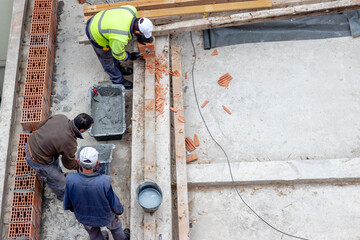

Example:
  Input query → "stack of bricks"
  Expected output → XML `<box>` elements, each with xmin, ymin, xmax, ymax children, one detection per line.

<box><xmin>21</xmin><ymin>0</ymin><xmax>58</xmax><ymax>131</ymax></box>
<box><xmin>8</xmin><ymin>134</ymin><xmax>44</xmax><ymax>240</ymax></box>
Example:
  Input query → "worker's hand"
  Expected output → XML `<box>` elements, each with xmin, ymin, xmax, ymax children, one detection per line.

<box><xmin>137</xmin><ymin>35</ymin><xmax>154</xmax><ymax>45</ymax></box>
<box><xmin>130</xmin><ymin>52</ymin><xmax>140</xmax><ymax>61</ymax></box>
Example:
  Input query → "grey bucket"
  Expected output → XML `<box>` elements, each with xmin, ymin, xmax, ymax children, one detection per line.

<box><xmin>76</xmin><ymin>144</ymin><xmax>115</xmax><ymax>175</ymax></box>
<box><xmin>136</xmin><ymin>182</ymin><xmax>163</xmax><ymax>213</ymax></box>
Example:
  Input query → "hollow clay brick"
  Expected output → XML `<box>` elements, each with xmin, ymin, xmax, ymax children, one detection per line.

<box><xmin>201</xmin><ymin>100</ymin><xmax>209</xmax><ymax>108</ymax></box>
<box><xmin>14</xmin><ymin>175</ymin><xmax>43</xmax><ymax>196</ymax></box>
<box><xmin>137</xmin><ymin>41</ymin><xmax>155</xmax><ymax>59</ymax></box>
<box><xmin>8</xmin><ymin>222</ymin><xmax>39</xmax><ymax>240</ymax></box>
<box><xmin>11</xmin><ymin>191</ymin><xmax>42</xmax><ymax>211</ymax></box>
<box><xmin>16</xmin><ymin>148</ymin><xmax>27</xmax><ymax>162</ymax></box>
<box><xmin>33</xmin><ymin>0</ymin><xmax>58</xmax><ymax>13</ymax></box>
<box><xmin>31</xmin><ymin>10</ymin><xmax>57</xmax><ymax>30</ymax></box>
<box><xmin>26</xmin><ymin>59</ymin><xmax>51</xmax><ymax>73</ymax></box>
<box><xmin>194</xmin><ymin>134</ymin><xmax>200</xmax><ymax>147</ymax></box>
<box><xmin>21</xmin><ymin>109</ymin><xmax>48</xmax><ymax>131</ymax></box>
<box><xmin>15</xmin><ymin>162</ymin><xmax>36</xmax><ymax>177</ymax></box>
<box><xmin>22</xmin><ymin>96</ymin><xmax>50</xmax><ymax>114</ymax></box>
<box><xmin>186</xmin><ymin>154</ymin><xmax>198</xmax><ymax>163</ymax></box>
<box><xmin>30</xmin><ymin>22</ymin><xmax>54</xmax><ymax>37</ymax></box>
<box><xmin>25</xmin><ymin>70</ymin><xmax>51</xmax><ymax>87</ymax></box>
<box><xmin>18</xmin><ymin>133</ymin><xmax>31</xmax><ymax>148</ymax></box>
<box><xmin>28</xmin><ymin>46</ymin><xmax>52</xmax><ymax>60</ymax></box>
<box><xmin>29</xmin><ymin>34</ymin><xmax>54</xmax><ymax>50</ymax></box>
<box><xmin>10</xmin><ymin>206</ymin><xmax>41</xmax><ymax>227</ymax></box>
<box><xmin>24</xmin><ymin>83</ymin><xmax>51</xmax><ymax>101</ymax></box>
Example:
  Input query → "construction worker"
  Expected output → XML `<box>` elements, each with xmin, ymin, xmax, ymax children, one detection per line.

<box><xmin>64</xmin><ymin>147</ymin><xmax>130</xmax><ymax>240</ymax></box>
<box><xmin>25</xmin><ymin>113</ymin><xmax>93</xmax><ymax>201</ymax></box>
<box><xmin>85</xmin><ymin>5</ymin><xmax>154</xmax><ymax>90</ymax></box>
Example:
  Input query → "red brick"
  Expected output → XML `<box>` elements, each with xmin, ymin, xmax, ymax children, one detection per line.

<box><xmin>28</xmin><ymin>45</ymin><xmax>52</xmax><ymax>59</ymax></box>
<box><xmin>14</xmin><ymin>176</ymin><xmax>43</xmax><ymax>196</ymax></box>
<box><xmin>33</xmin><ymin>0</ymin><xmax>58</xmax><ymax>12</ymax></box>
<box><xmin>26</xmin><ymin>58</ymin><xmax>51</xmax><ymax>73</ymax></box>
<box><xmin>20</xmin><ymin>109</ymin><xmax>48</xmax><ymax>131</ymax></box>
<box><xmin>11</xmin><ymin>191</ymin><xmax>42</xmax><ymax>211</ymax></box>
<box><xmin>10</xmin><ymin>207</ymin><xmax>41</xmax><ymax>227</ymax></box>
<box><xmin>29</xmin><ymin>34</ymin><xmax>54</xmax><ymax>50</ymax></box>
<box><xmin>22</xmin><ymin>95</ymin><xmax>50</xmax><ymax>114</ymax></box>
<box><xmin>8</xmin><ymin>222</ymin><xmax>39</xmax><ymax>240</ymax></box>
<box><xmin>25</xmin><ymin>70</ymin><xmax>51</xmax><ymax>87</ymax></box>
<box><xmin>15</xmin><ymin>162</ymin><xmax>36</xmax><ymax>177</ymax></box>
<box><xmin>18</xmin><ymin>133</ymin><xmax>31</xmax><ymax>148</ymax></box>
<box><xmin>31</xmin><ymin>10</ymin><xmax>57</xmax><ymax>28</ymax></box>
<box><xmin>16</xmin><ymin>148</ymin><xmax>27</xmax><ymax>162</ymax></box>
<box><xmin>23</xmin><ymin>83</ymin><xmax>51</xmax><ymax>101</ymax></box>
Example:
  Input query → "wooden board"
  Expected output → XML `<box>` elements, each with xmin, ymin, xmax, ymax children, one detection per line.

<box><xmin>83</xmin><ymin>0</ymin><xmax>271</xmax><ymax>22</ymax></box>
<box><xmin>154</xmin><ymin>0</ymin><xmax>360</xmax><ymax>35</ymax></box>
<box><xmin>130</xmin><ymin>59</ymin><xmax>146</xmax><ymax>239</ymax></box>
<box><xmin>83</xmin><ymin>0</ymin><xmax>269</xmax><ymax>16</ymax></box>
<box><xmin>171</xmin><ymin>45</ymin><xmax>190</xmax><ymax>240</ymax></box>
<box><xmin>143</xmin><ymin>51</ymin><xmax>157</xmax><ymax>240</ymax></box>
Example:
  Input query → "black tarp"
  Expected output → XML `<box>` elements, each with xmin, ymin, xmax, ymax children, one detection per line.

<box><xmin>204</xmin><ymin>11</ymin><xmax>360</xmax><ymax>49</ymax></box>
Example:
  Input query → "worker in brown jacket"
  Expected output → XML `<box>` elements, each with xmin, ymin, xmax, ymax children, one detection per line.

<box><xmin>25</xmin><ymin>113</ymin><xmax>94</xmax><ymax>200</ymax></box>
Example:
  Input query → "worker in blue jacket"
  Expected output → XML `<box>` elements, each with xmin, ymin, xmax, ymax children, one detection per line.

<box><xmin>63</xmin><ymin>147</ymin><xmax>130</xmax><ymax>240</ymax></box>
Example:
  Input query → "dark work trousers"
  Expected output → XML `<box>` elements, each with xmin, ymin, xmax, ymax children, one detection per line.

<box><xmin>83</xmin><ymin>215</ymin><xmax>127</xmax><ymax>240</ymax></box>
<box><xmin>25</xmin><ymin>145</ymin><xmax>66</xmax><ymax>201</ymax></box>
<box><xmin>85</xmin><ymin>17</ymin><xmax>125</xmax><ymax>84</ymax></box>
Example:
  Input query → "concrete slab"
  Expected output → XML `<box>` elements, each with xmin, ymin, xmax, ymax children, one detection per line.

<box><xmin>171</xmin><ymin>31</ymin><xmax>360</xmax><ymax>163</ymax></box>
<box><xmin>187</xmin><ymin>158</ymin><xmax>360</xmax><ymax>186</ymax></box>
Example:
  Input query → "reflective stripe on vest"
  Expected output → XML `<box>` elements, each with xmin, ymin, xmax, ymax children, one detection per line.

<box><xmin>98</xmin><ymin>6</ymin><xmax>136</xmax><ymax>42</ymax></box>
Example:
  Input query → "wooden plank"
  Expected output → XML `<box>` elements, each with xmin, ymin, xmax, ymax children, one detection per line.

<box><xmin>154</xmin><ymin>35</ymin><xmax>173</xmax><ymax>240</ymax></box>
<box><xmin>130</xmin><ymin>59</ymin><xmax>146</xmax><ymax>239</ymax></box>
<box><xmin>186</xmin><ymin>158</ymin><xmax>360</xmax><ymax>186</ymax></box>
<box><xmin>143</xmin><ymin>42</ymin><xmax>157</xmax><ymax>240</ymax></box>
<box><xmin>83</xmin><ymin>0</ymin><xmax>265</xmax><ymax>16</ymax></box>
<box><xmin>139</xmin><ymin>0</ymin><xmax>271</xmax><ymax>18</ymax></box>
<box><xmin>171</xmin><ymin>45</ymin><xmax>190</xmax><ymax>240</ymax></box>
<box><xmin>154</xmin><ymin>0</ymin><xmax>360</xmax><ymax>35</ymax></box>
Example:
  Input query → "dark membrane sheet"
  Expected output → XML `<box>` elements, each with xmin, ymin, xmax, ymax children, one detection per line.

<box><xmin>204</xmin><ymin>11</ymin><xmax>360</xmax><ymax>49</ymax></box>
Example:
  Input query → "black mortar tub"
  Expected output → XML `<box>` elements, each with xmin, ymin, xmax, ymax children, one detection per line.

<box><xmin>88</xmin><ymin>85</ymin><xmax>126</xmax><ymax>141</ymax></box>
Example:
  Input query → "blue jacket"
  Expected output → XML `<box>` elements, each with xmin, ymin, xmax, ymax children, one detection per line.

<box><xmin>63</xmin><ymin>171</ymin><xmax>123</xmax><ymax>227</ymax></box>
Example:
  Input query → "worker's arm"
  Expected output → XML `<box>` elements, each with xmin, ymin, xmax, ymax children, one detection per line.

<box><xmin>107</xmin><ymin>184</ymin><xmax>124</xmax><ymax>215</ymax></box>
<box><xmin>109</xmin><ymin>39</ymin><xmax>129</xmax><ymax>61</ymax></box>
<box><xmin>63</xmin><ymin>179</ymin><xmax>74</xmax><ymax>212</ymax></box>
<box><xmin>60</xmin><ymin>143</ymin><xmax>79</xmax><ymax>170</ymax></box>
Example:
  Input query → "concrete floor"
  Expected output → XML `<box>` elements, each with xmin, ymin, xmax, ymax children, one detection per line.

<box><xmin>2</xmin><ymin>0</ymin><xmax>360</xmax><ymax>239</ymax></box>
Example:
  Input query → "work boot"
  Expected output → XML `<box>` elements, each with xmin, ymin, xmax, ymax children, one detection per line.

<box><xmin>124</xmin><ymin>228</ymin><xmax>130</xmax><ymax>240</ymax></box>
<box><xmin>116</xmin><ymin>80</ymin><xmax>133</xmax><ymax>90</ymax></box>
<box><xmin>101</xmin><ymin>230</ymin><xmax>109</xmax><ymax>240</ymax></box>
<box><xmin>118</xmin><ymin>66</ymin><xmax>133</xmax><ymax>76</ymax></box>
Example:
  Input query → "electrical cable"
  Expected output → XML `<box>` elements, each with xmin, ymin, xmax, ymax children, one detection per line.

<box><xmin>189</xmin><ymin>31</ymin><xmax>309</xmax><ymax>240</ymax></box>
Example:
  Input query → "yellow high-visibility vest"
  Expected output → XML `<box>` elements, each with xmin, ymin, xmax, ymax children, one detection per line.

<box><xmin>89</xmin><ymin>5</ymin><xmax>137</xmax><ymax>61</ymax></box>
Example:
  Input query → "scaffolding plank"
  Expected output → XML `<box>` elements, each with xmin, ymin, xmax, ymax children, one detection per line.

<box><xmin>171</xmin><ymin>45</ymin><xmax>190</xmax><ymax>240</ymax></box>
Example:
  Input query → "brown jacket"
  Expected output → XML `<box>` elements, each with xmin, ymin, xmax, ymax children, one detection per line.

<box><xmin>28</xmin><ymin>114</ymin><xmax>82</xmax><ymax>170</ymax></box>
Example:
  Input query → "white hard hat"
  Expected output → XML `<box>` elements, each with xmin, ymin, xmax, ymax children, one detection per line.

<box><xmin>138</xmin><ymin>18</ymin><xmax>153</xmax><ymax>38</ymax></box>
<box><xmin>80</xmin><ymin>147</ymin><xmax>98</xmax><ymax>169</ymax></box>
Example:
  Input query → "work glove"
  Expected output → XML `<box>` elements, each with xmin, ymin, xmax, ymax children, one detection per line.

<box><xmin>137</xmin><ymin>35</ymin><xmax>154</xmax><ymax>45</ymax></box>
<box><xmin>130</xmin><ymin>52</ymin><xmax>140</xmax><ymax>61</ymax></box>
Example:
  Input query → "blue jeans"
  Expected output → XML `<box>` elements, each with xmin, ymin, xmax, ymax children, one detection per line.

<box><xmin>85</xmin><ymin>18</ymin><xmax>125</xmax><ymax>84</ymax></box>
<box><xmin>25</xmin><ymin>145</ymin><xmax>66</xmax><ymax>201</ymax></box>
<box><xmin>83</xmin><ymin>215</ymin><xmax>127</xmax><ymax>240</ymax></box>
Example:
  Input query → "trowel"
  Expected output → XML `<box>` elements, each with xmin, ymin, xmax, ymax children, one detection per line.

<box><xmin>136</xmin><ymin>48</ymin><xmax>152</xmax><ymax>57</ymax></box>
<box><xmin>92</xmin><ymin>88</ymin><xmax>102</xmax><ymax>102</ymax></box>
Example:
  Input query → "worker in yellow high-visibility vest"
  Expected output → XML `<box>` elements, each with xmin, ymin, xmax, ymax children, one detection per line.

<box><xmin>85</xmin><ymin>5</ymin><xmax>153</xmax><ymax>89</ymax></box>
